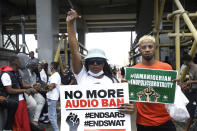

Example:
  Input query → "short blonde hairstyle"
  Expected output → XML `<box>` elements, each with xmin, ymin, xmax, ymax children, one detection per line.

<box><xmin>139</xmin><ymin>35</ymin><xmax>155</xmax><ymax>45</ymax></box>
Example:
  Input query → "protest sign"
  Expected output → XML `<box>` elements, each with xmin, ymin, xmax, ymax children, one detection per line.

<box><xmin>126</xmin><ymin>68</ymin><xmax>177</xmax><ymax>103</ymax></box>
<box><xmin>60</xmin><ymin>83</ymin><xmax>131</xmax><ymax>131</ymax></box>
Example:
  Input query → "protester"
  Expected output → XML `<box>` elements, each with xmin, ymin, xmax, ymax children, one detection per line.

<box><xmin>19</xmin><ymin>62</ymin><xmax>45</xmax><ymax>126</ymax></box>
<box><xmin>61</xmin><ymin>64</ymin><xmax>75</xmax><ymax>85</ymax></box>
<box><xmin>40</xmin><ymin>60</ymin><xmax>49</xmax><ymax>78</ymax></box>
<box><xmin>0</xmin><ymin>56</ymin><xmax>31</xmax><ymax>131</ymax></box>
<box><xmin>38</xmin><ymin>63</ymin><xmax>48</xmax><ymax>84</ymax></box>
<box><xmin>27</xmin><ymin>51</ymin><xmax>39</xmax><ymax>65</ymax></box>
<box><xmin>112</xmin><ymin>66</ymin><xmax>118</xmax><ymax>77</ymax></box>
<box><xmin>46</xmin><ymin>62</ymin><xmax>61</xmax><ymax>131</ymax></box>
<box><xmin>67</xmin><ymin>9</ymin><xmax>134</xmax><ymax>115</ymax></box>
<box><xmin>37</xmin><ymin>63</ymin><xmax>50</xmax><ymax>124</ymax></box>
<box><xmin>121</xmin><ymin>67</ymin><xmax>125</xmax><ymax>78</ymax></box>
<box><xmin>180</xmin><ymin>64</ymin><xmax>187</xmax><ymax>75</ymax></box>
<box><xmin>43</xmin><ymin>62</ymin><xmax>49</xmax><ymax>77</ymax></box>
<box><xmin>0</xmin><ymin>95</ymin><xmax>7</xmax><ymax>130</ymax></box>
<box><xmin>132</xmin><ymin>35</ymin><xmax>176</xmax><ymax>131</ymax></box>
<box><xmin>181</xmin><ymin>54</ymin><xmax>197</xmax><ymax>131</ymax></box>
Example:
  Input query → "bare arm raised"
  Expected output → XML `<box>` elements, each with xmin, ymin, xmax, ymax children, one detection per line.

<box><xmin>66</xmin><ymin>10</ymin><xmax>83</xmax><ymax>74</ymax></box>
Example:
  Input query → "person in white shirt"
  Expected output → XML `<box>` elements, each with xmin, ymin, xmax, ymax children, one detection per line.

<box><xmin>38</xmin><ymin>63</ymin><xmax>48</xmax><ymax>83</ymax></box>
<box><xmin>37</xmin><ymin>63</ymin><xmax>49</xmax><ymax>124</ymax></box>
<box><xmin>67</xmin><ymin>10</ymin><xmax>135</xmax><ymax>115</ymax></box>
<box><xmin>46</xmin><ymin>62</ymin><xmax>61</xmax><ymax>131</ymax></box>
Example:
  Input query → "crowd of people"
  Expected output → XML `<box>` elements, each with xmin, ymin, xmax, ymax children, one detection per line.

<box><xmin>0</xmin><ymin>51</ymin><xmax>76</xmax><ymax>131</ymax></box>
<box><xmin>0</xmin><ymin>9</ymin><xmax>196</xmax><ymax>131</ymax></box>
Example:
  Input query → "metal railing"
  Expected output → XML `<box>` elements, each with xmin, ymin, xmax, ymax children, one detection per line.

<box><xmin>169</xmin><ymin>0</ymin><xmax>197</xmax><ymax>80</ymax></box>
<box><xmin>53</xmin><ymin>34</ymin><xmax>87</xmax><ymax>72</ymax></box>
<box><xmin>129</xmin><ymin>0</ymin><xmax>197</xmax><ymax>81</ymax></box>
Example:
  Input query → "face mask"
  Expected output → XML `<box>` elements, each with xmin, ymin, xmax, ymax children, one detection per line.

<box><xmin>88</xmin><ymin>70</ymin><xmax>104</xmax><ymax>77</ymax></box>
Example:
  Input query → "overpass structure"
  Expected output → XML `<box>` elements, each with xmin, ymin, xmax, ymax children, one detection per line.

<box><xmin>0</xmin><ymin>0</ymin><xmax>197</xmax><ymax>74</ymax></box>
<box><xmin>1</xmin><ymin>1</ymin><xmax>197</xmax><ymax>130</ymax></box>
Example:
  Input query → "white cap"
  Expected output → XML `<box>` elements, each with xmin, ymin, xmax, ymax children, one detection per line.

<box><xmin>84</xmin><ymin>48</ymin><xmax>107</xmax><ymax>60</ymax></box>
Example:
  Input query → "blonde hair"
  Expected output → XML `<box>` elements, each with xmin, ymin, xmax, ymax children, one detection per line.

<box><xmin>139</xmin><ymin>35</ymin><xmax>155</xmax><ymax>45</ymax></box>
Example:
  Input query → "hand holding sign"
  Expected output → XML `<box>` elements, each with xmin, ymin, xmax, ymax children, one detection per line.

<box><xmin>66</xmin><ymin>113</ymin><xmax>80</xmax><ymax>131</ymax></box>
<box><xmin>119</xmin><ymin>103</ymin><xmax>135</xmax><ymax>115</ymax></box>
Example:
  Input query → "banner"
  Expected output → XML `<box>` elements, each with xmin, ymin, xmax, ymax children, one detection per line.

<box><xmin>126</xmin><ymin>68</ymin><xmax>177</xmax><ymax>103</ymax></box>
<box><xmin>60</xmin><ymin>83</ymin><xmax>131</xmax><ymax>131</ymax></box>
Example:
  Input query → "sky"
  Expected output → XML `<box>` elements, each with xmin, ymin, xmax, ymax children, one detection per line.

<box><xmin>22</xmin><ymin>35</ymin><xmax>37</xmax><ymax>54</ymax></box>
<box><xmin>86</xmin><ymin>32</ymin><xmax>132</xmax><ymax>66</ymax></box>
<box><xmin>24</xmin><ymin>32</ymin><xmax>135</xmax><ymax>67</ymax></box>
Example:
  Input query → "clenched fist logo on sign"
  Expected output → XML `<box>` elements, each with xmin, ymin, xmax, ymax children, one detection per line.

<box><xmin>66</xmin><ymin>113</ymin><xmax>80</xmax><ymax>131</ymax></box>
<box><xmin>136</xmin><ymin>87</ymin><xmax>161</xmax><ymax>102</ymax></box>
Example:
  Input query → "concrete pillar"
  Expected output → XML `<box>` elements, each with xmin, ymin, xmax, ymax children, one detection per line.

<box><xmin>36</xmin><ymin>0</ymin><xmax>59</xmax><ymax>64</ymax></box>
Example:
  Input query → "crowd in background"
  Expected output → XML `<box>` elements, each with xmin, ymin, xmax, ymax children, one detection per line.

<box><xmin>0</xmin><ymin>51</ymin><xmax>77</xmax><ymax>131</ymax></box>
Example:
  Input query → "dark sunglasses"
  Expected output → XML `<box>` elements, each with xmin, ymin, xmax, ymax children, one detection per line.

<box><xmin>86</xmin><ymin>58</ymin><xmax>105</xmax><ymax>65</ymax></box>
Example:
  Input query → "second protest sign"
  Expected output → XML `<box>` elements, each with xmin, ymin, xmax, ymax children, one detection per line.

<box><xmin>126</xmin><ymin>68</ymin><xmax>177</xmax><ymax>103</ymax></box>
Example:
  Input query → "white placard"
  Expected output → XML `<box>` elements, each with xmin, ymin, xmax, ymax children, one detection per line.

<box><xmin>60</xmin><ymin>83</ymin><xmax>132</xmax><ymax>131</ymax></box>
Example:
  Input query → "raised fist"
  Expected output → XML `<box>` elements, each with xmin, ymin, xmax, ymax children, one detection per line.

<box><xmin>66</xmin><ymin>9</ymin><xmax>78</xmax><ymax>24</ymax></box>
<box><xmin>137</xmin><ymin>91</ymin><xmax>144</xmax><ymax>101</ymax></box>
<box><xmin>144</xmin><ymin>87</ymin><xmax>154</xmax><ymax>102</ymax></box>
<box><xmin>66</xmin><ymin>112</ymin><xmax>80</xmax><ymax>131</ymax></box>
<box><xmin>154</xmin><ymin>93</ymin><xmax>160</xmax><ymax>102</ymax></box>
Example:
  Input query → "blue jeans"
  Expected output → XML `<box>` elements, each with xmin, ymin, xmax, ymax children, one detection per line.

<box><xmin>47</xmin><ymin>99</ymin><xmax>59</xmax><ymax>131</ymax></box>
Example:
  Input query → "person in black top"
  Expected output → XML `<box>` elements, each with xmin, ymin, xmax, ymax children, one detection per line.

<box><xmin>0</xmin><ymin>56</ymin><xmax>31</xmax><ymax>130</ymax></box>
<box><xmin>121</xmin><ymin>67</ymin><xmax>125</xmax><ymax>78</ymax></box>
<box><xmin>61</xmin><ymin>65</ymin><xmax>75</xmax><ymax>85</ymax></box>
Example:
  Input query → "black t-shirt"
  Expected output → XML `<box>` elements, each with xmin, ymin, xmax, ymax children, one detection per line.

<box><xmin>121</xmin><ymin>68</ymin><xmax>125</xmax><ymax>76</ymax></box>
<box><xmin>61</xmin><ymin>70</ymin><xmax>74</xmax><ymax>85</ymax></box>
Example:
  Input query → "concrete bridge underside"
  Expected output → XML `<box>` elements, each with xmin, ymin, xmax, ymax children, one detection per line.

<box><xmin>0</xmin><ymin>0</ymin><xmax>197</xmax><ymax>64</ymax></box>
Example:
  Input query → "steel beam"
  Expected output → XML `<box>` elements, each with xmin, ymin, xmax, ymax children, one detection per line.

<box><xmin>64</xmin><ymin>38</ymin><xmax>68</xmax><ymax>65</ymax></box>
<box><xmin>54</xmin><ymin>36</ymin><xmax>64</xmax><ymax>62</ymax></box>
<box><xmin>174</xmin><ymin>0</ymin><xmax>197</xmax><ymax>81</ymax></box>
<box><xmin>175</xmin><ymin>15</ymin><xmax>180</xmax><ymax>75</ymax></box>
<box><xmin>154</xmin><ymin>0</ymin><xmax>160</xmax><ymax>60</ymax></box>
<box><xmin>168</xmin><ymin>33</ymin><xmax>193</xmax><ymax>37</ymax></box>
